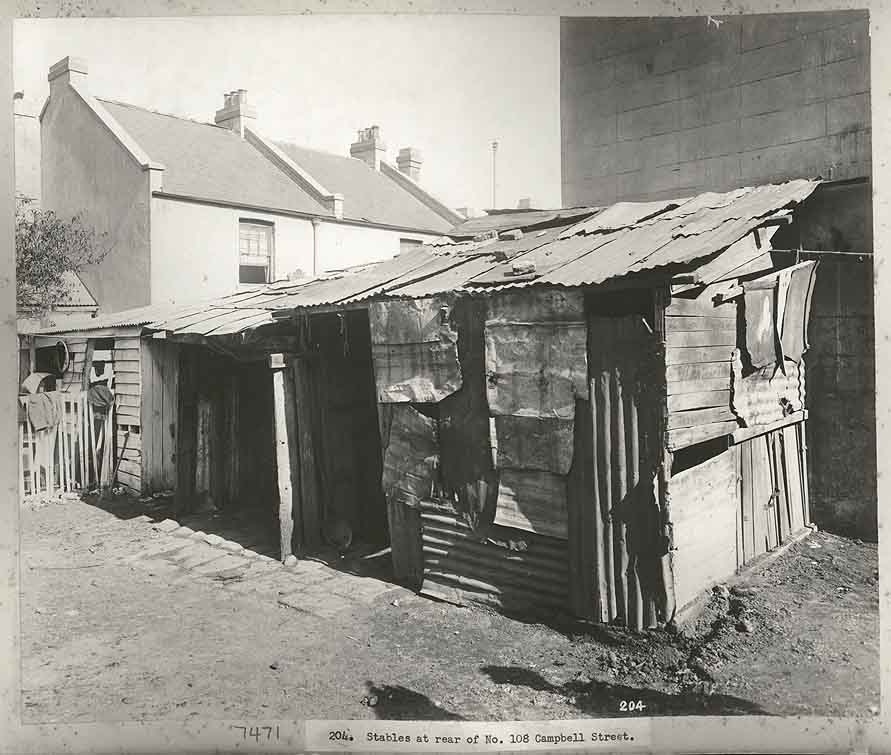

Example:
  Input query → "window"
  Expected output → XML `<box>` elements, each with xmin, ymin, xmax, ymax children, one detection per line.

<box><xmin>239</xmin><ymin>221</ymin><xmax>275</xmax><ymax>284</ymax></box>
<box><xmin>399</xmin><ymin>237</ymin><xmax>423</xmax><ymax>255</ymax></box>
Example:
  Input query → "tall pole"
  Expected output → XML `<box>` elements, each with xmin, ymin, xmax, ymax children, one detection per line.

<box><xmin>491</xmin><ymin>139</ymin><xmax>498</xmax><ymax>208</ymax></box>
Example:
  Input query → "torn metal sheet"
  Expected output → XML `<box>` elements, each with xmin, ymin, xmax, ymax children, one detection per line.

<box><xmin>485</xmin><ymin>322</ymin><xmax>588</xmax><ymax>418</ymax></box>
<box><xmin>486</xmin><ymin>289</ymin><xmax>586</xmax><ymax>324</ymax></box>
<box><xmin>372</xmin><ymin>341</ymin><xmax>462</xmax><ymax>403</ymax></box>
<box><xmin>742</xmin><ymin>283</ymin><xmax>778</xmax><ymax>369</ymax></box>
<box><xmin>494</xmin><ymin>415</ymin><xmax>575</xmax><ymax>475</ymax></box>
<box><xmin>369</xmin><ymin>298</ymin><xmax>453</xmax><ymax>345</ymax></box>
<box><xmin>731</xmin><ymin>349</ymin><xmax>804</xmax><ymax>427</ymax></box>
<box><xmin>493</xmin><ymin>469</ymin><xmax>568</xmax><ymax>539</ymax></box>
<box><xmin>779</xmin><ymin>261</ymin><xmax>818</xmax><ymax>362</ymax></box>
<box><xmin>558</xmin><ymin>198</ymin><xmax>684</xmax><ymax>238</ymax></box>
<box><xmin>381</xmin><ymin>405</ymin><xmax>438</xmax><ymax>508</ymax></box>
<box><xmin>369</xmin><ymin>297</ymin><xmax>462</xmax><ymax>403</ymax></box>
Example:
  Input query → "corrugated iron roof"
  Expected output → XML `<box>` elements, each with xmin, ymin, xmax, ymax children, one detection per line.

<box><xmin>50</xmin><ymin>180</ymin><xmax>817</xmax><ymax>340</ymax></box>
<box><xmin>446</xmin><ymin>206</ymin><xmax>600</xmax><ymax>237</ymax></box>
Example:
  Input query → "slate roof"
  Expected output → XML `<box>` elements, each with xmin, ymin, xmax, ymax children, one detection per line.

<box><xmin>99</xmin><ymin>99</ymin><xmax>454</xmax><ymax>232</ymax></box>
<box><xmin>274</xmin><ymin>142</ymin><xmax>456</xmax><ymax>232</ymax></box>
<box><xmin>100</xmin><ymin>100</ymin><xmax>330</xmax><ymax>216</ymax></box>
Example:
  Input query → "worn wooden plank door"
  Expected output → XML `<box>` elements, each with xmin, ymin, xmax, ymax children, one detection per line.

<box><xmin>782</xmin><ymin>424</ymin><xmax>805</xmax><ymax>533</ymax></box>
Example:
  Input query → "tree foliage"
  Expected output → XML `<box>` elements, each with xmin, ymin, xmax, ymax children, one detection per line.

<box><xmin>15</xmin><ymin>199</ymin><xmax>111</xmax><ymax>313</ymax></box>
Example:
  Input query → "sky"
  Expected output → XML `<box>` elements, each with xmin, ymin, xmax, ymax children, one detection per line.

<box><xmin>13</xmin><ymin>15</ymin><xmax>562</xmax><ymax>212</ymax></box>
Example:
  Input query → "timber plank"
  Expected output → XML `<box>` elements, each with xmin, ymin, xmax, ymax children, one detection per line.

<box><xmin>273</xmin><ymin>366</ymin><xmax>294</xmax><ymax>562</ymax></box>
<box><xmin>117</xmin><ymin>457</ymin><xmax>141</xmax><ymax>477</ymax></box>
<box><xmin>666</xmin><ymin>377</ymin><xmax>731</xmax><ymax>396</ymax></box>
<box><xmin>666</xmin><ymin>361</ymin><xmax>731</xmax><ymax>383</ymax></box>
<box><xmin>772</xmin><ymin>432</ymin><xmax>791</xmax><ymax>543</ymax></box>
<box><xmin>666</xmin><ymin>345</ymin><xmax>735</xmax><ymax>366</ymax></box>
<box><xmin>667</xmin><ymin>420</ymin><xmax>737</xmax><ymax>451</ymax></box>
<box><xmin>293</xmin><ymin>358</ymin><xmax>321</xmax><ymax>550</ymax></box>
<box><xmin>161</xmin><ymin>343</ymin><xmax>179</xmax><ymax>489</ymax></box>
<box><xmin>783</xmin><ymin>426</ymin><xmax>805</xmax><ymax>532</ymax></box>
<box><xmin>667</xmin><ymin>406</ymin><xmax>736</xmax><ymax>430</ymax></box>
<box><xmin>114</xmin><ymin>338</ymin><xmax>141</xmax><ymax>350</ymax></box>
<box><xmin>665</xmin><ymin>330</ymin><xmax>737</xmax><ymax>348</ymax></box>
<box><xmin>140</xmin><ymin>341</ymin><xmax>155</xmax><ymax>490</ymax></box>
<box><xmin>116</xmin><ymin>394</ymin><xmax>140</xmax><ymax>408</ymax></box>
<box><xmin>665</xmin><ymin>316</ymin><xmax>737</xmax><ymax>333</ymax></box>
<box><xmin>666</xmin><ymin>296</ymin><xmax>736</xmax><ymax>318</ymax></box>
<box><xmin>667</xmin><ymin>390</ymin><xmax>730</xmax><ymax>412</ymax></box>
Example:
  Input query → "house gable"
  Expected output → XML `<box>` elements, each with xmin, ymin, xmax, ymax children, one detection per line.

<box><xmin>40</xmin><ymin>59</ymin><xmax>153</xmax><ymax>313</ymax></box>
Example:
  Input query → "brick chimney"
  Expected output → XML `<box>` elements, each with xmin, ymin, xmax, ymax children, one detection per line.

<box><xmin>350</xmin><ymin>125</ymin><xmax>387</xmax><ymax>170</ymax></box>
<box><xmin>214</xmin><ymin>89</ymin><xmax>256</xmax><ymax>138</ymax></box>
<box><xmin>396</xmin><ymin>147</ymin><xmax>423</xmax><ymax>182</ymax></box>
<box><xmin>48</xmin><ymin>56</ymin><xmax>89</xmax><ymax>92</ymax></box>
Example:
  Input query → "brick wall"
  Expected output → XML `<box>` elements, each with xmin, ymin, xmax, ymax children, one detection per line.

<box><xmin>561</xmin><ymin>12</ymin><xmax>871</xmax><ymax>206</ymax></box>
<box><xmin>802</xmin><ymin>254</ymin><xmax>876</xmax><ymax>539</ymax></box>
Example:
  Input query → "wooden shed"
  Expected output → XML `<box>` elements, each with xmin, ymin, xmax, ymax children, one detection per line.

<box><xmin>135</xmin><ymin>179</ymin><xmax>825</xmax><ymax>628</ymax></box>
<box><xmin>19</xmin><ymin>305</ymin><xmax>182</xmax><ymax>496</ymax></box>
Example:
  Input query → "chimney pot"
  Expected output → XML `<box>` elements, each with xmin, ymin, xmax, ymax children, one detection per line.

<box><xmin>350</xmin><ymin>124</ymin><xmax>387</xmax><ymax>170</ymax></box>
<box><xmin>215</xmin><ymin>89</ymin><xmax>257</xmax><ymax>138</ymax></box>
<box><xmin>396</xmin><ymin>147</ymin><xmax>423</xmax><ymax>182</ymax></box>
<box><xmin>47</xmin><ymin>56</ymin><xmax>89</xmax><ymax>91</ymax></box>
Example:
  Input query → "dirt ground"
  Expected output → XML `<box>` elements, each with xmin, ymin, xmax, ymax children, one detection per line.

<box><xmin>19</xmin><ymin>493</ymin><xmax>879</xmax><ymax>723</ymax></box>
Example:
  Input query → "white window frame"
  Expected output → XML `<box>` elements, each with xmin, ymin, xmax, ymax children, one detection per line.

<box><xmin>238</xmin><ymin>220</ymin><xmax>275</xmax><ymax>285</ymax></box>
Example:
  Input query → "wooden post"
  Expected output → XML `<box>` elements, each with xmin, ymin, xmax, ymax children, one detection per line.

<box><xmin>58</xmin><ymin>404</ymin><xmax>67</xmax><ymax>493</ymax></box>
<box><xmin>28</xmin><ymin>419</ymin><xmax>37</xmax><ymax>494</ymax></box>
<box><xmin>292</xmin><ymin>358</ymin><xmax>320</xmax><ymax>551</ymax></box>
<box><xmin>88</xmin><ymin>402</ymin><xmax>98</xmax><ymax>489</ymax></box>
<box><xmin>18</xmin><ymin>421</ymin><xmax>25</xmax><ymax>499</ymax></box>
<box><xmin>271</xmin><ymin>353</ymin><xmax>296</xmax><ymax>563</ymax></box>
<box><xmin>77</xmin><ymin>394</ymin><xmax>85</xmax><ymax>489</ymax></box>
<box><xmin>47</xmin><ymin>424</ymin><xmax>56</xmax><ymax>496</ymax></box>
<box><xmin>798</xmin><ymin>421</ymin><xmax>811</xmax><ymax>526</ymax></box>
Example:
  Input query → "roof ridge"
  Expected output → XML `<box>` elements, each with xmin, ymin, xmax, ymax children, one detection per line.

<box><xmin>271</xmin><ymin>138</ymin><xmax>357</xmax><ymax>162</ymax></box>
<box><xmin>97</xmin><ymin>97</ymin><xmax>222</xmax><ymax>130</ymax></box>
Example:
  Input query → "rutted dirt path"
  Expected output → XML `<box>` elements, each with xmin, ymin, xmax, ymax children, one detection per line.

<box><xmin>19</xmin><ymin>494</ymin><xmax>879</xmax><ymax>723</ymax></box>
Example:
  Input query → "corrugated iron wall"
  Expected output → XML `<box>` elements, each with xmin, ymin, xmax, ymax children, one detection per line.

<box><xmin>420</xmin><ymin>500</ymin><xmax>569</xmax><ymax>617</ymax></box>
<box><xmin>569</xmin><ymin>314</ymin><xmax>665</xmax><ymax>630</ymax></box>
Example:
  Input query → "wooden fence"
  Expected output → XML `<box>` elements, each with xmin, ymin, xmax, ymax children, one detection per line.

<box><xmin>18</xmin><ymin>389</ymin><xmax>116</xmax><ymax>497</ymax></box>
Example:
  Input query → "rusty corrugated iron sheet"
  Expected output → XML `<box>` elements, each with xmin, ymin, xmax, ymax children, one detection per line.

<box><xmin>446</xmin><ymin>206</ymin><xmax>601</xmax><ymax>237</ymax></box>
<box><xmin>419</xmin><ymin>501</ymin><xmax>570</xmax><ymax>615</ymax></box>
<box><xmin>572</xmin><ymin>315</ymin><xmax>665</xmax><ymax>629</ymax></box>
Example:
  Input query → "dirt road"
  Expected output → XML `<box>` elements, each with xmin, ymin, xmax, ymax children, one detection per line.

<box><xmin>19</xmin><ymin>494</ymin><xmax>879</xmax><ymax>723</ymax></box>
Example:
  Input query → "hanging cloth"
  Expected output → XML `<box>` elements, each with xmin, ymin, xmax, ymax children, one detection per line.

<box><xmin>27</xmin><ymin>392</ymin><xmax>59</xmax><ymax>431</ymax></box>
<box><xmin>88</xmin><ymin>383</ymin><xmax>115</xmax><ymax>416</ymax></box>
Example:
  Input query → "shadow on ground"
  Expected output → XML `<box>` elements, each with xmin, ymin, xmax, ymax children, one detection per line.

<box><xmin>480</xmin><ymin>665</ymin><xmax>768</xmax><ymax>717</ymax></box>
<box><xmin>363</xmin><ymin>682</ymin><xmax>465</xmax><ymax>720</ymax></box>
<box><xmin>78</xmin><ymin>490</ymin><xmax>394</xmax><ymax>580</ymax></box>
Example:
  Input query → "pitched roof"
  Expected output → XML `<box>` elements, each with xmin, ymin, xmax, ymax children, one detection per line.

<box><xmin>273</xmin><ymin>141</ymin><xmax>455</xmax><ymax>232</ymax></box>
<box><xmin>98</xmin><ymin>99</ymin><xmax>456</xmax><ymax>233</ymax></box>
<box><xmin>58</xmin><ymin>271</ymin><xmax>98</xmax><ymax>308</ymax></box>
<box><xmin>100</xmin><ymin>100</ymin><xmax>330</xmax><ymax>216</ymax></box>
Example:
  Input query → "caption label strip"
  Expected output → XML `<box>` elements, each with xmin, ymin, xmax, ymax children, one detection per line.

<box><xmin>305</xmin><ymin>719</ymin><xmax>651</xmax><ymax>751</ymax></box>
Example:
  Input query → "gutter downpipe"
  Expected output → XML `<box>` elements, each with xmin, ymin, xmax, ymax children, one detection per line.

<box><xmin>311</xmin><ymin>218</ymin><xmax>322</xmax><ymax>277</ymax></box>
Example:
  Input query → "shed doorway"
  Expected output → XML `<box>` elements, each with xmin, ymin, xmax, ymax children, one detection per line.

<box><xmin>282</xmin><ymin>310</ymin><xmax>389</xmax><ymax>567</ymax></box>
